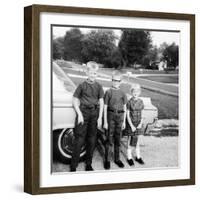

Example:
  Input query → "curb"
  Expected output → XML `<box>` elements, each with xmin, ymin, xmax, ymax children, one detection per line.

<box><xmin>140</xmin><ymin>85</ymin><xmax>178</xmax><ymax>97</ymax></box>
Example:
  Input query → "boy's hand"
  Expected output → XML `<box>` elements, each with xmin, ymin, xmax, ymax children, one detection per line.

<box><xmin>131</xmin><ymin>126</ymin><xmax>136</xmax><ymax>132</ymax></box>
<box><xmin>97</xmin><ymin>117</ymin><xmax>102</xmax><ymax>129</ymax></box>
<box><xmin>137</xmin><ymin>123</ymin><xmax>142</xmax><ymax>129</ymax></box>
<box><xmin>103</xmin><ymin>122</ymin><xmax>108</xmax><ymax>130</ymax></box>
<box><xmin>77</xmin><ymin>114</ymin><xmax>84</xmax><ymax>125</ymax></box>
<box><xmin>122</xmin><ymin>121</ymin><xmax>126</xmax><ymax>130</ymax></box>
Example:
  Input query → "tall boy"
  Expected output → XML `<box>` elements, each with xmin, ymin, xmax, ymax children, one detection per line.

<box><xmin>103</xmin><ymin>71</ymin><xmax>127</xmax><ymax>169</ymax></box>
<box><xmin>70</xmin><ymin>61</ymin><xmax>104</xmax><ymax>172</ymax></box>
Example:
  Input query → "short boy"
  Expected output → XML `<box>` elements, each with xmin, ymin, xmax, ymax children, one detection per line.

<box><xmin>70</xmin><ymin>61</ymin><xmax>104</xmax><ymax>172</ymax></box>
<box><xmin>125</xmin><ymin>83</ymin><xmax>145</xmax><ymax>166</ymax></box>
<box><xmin>103</xmin><ymin>70</ymin><xmax>127</xmax><ymax>169</ymax></box>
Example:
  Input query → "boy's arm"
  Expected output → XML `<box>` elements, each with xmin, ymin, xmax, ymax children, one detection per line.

<box><xmin>103</xmin><ymin>104</ymin><xmax>108</xmax><ymax>130</ymax></box>
<box><xmin>72</xmin><ymin>97</ymin><xmax>84</xmax><ymax>124</ymax></box>
<box><xmin>137</xmin><ymin>115</ymin><xmax>144</xmax><ymax>129</ymax></box>
<box><xmin>122</xmin><ymin>104</ymin><xmax>127</xmax><ymax>130</ymax></box>
<box><xmin>97</xmin><ymin>98</ymin><xmax>104</xmax><ymax>129</ymax></box>
<box><xmin>126</xmin><ymin>109</ymin><xmax>136</xmax><ymax>132</ymax></box>
<box><xmin>137</xmin><ymin>119</ymin><xmax>143</xmax><ymax>129</ymax></box>
<box><xmin>137</xmin><ymin>101</ymin><xmax>144</xmax><ymax>129</ymax></box>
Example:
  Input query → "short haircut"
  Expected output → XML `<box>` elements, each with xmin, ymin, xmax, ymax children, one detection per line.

<box><xmin>86</xmin><ymin>61</ymin><xmax>99</xmax><ymax>72</ymax></box>
<box><xmin>130</xmin><ymin>83</ymin><xmax>141</xmax><ymax>93</ymax></box>
<box><xmin>112</xmin><ymin>70</ymin><xmax>122</xmax><ymax>80</ymax></box>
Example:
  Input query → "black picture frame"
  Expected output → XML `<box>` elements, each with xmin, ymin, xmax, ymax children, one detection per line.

<box><xmin>24</xmin><ymin>4</ymin><xmax>195</xmax><ymax>194</ymax></box>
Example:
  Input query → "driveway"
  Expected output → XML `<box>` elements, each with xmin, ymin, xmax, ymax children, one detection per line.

<box><xmin>52</xmin><ymin>136</ymin><xmax>178</xmax><ymax>173</ymax></box>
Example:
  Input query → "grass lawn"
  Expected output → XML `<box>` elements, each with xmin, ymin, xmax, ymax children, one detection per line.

<box><xmin>139</xmin><ymin>75</ymin><xmax>179</xmax><ymax>84</ymax></box>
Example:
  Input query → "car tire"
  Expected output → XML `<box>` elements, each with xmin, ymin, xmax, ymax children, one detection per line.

<box><xmin>53</xmin><ymin>128</ymin><xmax>86</xmax><ymax>164</ymax></box>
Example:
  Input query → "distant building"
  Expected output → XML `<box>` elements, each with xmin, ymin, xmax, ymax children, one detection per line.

<box><xmin>158</xmin><ymin>60</ymin><xmax>167</xmax><ymax>71</ymax></box>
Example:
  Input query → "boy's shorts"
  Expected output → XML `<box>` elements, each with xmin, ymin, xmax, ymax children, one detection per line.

<box><xmin>129</xmin><ymin>135</ymin><xmax>138</xmax><ymax>147</ymax></box>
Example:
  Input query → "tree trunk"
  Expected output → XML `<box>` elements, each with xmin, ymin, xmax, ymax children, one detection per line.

<box><xmin>122</xmin><ymin>58</ymin><xmax>127</xmax><ymax>68</ymax></box>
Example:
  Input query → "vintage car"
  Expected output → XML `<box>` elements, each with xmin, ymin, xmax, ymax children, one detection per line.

<box><xmin>53</xmin><ymin>62</ymin><xmax>158</xmax><ymax>163</ymax></box>
<box><xmin>52</xmin><ymin>62</ymin><xmax>84</xmax><ymax>163</ymax></box>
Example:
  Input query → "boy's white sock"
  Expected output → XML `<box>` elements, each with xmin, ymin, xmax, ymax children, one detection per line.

<box><xmin>127</xmin><ymin>148</ymin><xmax>132</xmax><ymax>160</ymax></box>
<box><xmin>136</xmin><ymin>145</ymin><xmax>141</xmax><ymax>159</ymax></box>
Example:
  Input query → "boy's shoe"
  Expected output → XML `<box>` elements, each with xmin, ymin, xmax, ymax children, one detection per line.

<box><xmin>135</xmin><ymin>157</ymin><xmax>145</xmax><ymax>165</ymax></box>
<box><xmin>85</xmin><ymin>164</ymin><xmax>94</xmax><ymax>171</ymax></box>
<box><xmin>114</xmin><ymin>160</ymin><xmax>125</xmax><ymax>168</ymax></box>
<box><xmin>127</xmin><ymin>159</ymin><xmax>134</xmax><ymax>166</ymax></box>
<box><xmin>104</xmin><ymin>161</ymin><xmax>111</xmax><ymax>170</ymax></box>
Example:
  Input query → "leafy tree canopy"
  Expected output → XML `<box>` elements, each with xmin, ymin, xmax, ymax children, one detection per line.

<box><xmin>81</xmin><ymin>29</ymin><xmax>117</xmax><ymax>64</ymax></box>
<box><xmin>63</xmin><ymin>28</ymin><xmax>84</xmax><ymax>62</ymax></box>
<box><xmin>118</xmin><ymin>29</ymin><xmax>152</xmax><ymax>67</ymax></box>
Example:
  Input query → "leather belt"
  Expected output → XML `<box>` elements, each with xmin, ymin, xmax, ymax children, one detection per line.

<box><xmin>108</xmin><ymin>108</ymin><xmax>124</xmax><ymax>113</ymax></box>
<box><xmin>80</xmin><ymin>104</ymin><xmax>98</xmax><ymax>110</ymax></box>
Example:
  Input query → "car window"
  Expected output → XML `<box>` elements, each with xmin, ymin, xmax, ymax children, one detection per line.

<box><xmin>53</xmin><ymin>62</ymin><xmax>76</xmax><ymax>93</ymax></box>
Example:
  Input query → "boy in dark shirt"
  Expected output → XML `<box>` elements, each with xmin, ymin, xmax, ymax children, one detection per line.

<box><xmin>70</xmin><ymin>61</ymin><xmax>104</xmax><ymax>172</ymax></box>
<box><xmin>103</xmin><ymin>71</ymin><xmax>127</xmax><ymax>169</ymax></box>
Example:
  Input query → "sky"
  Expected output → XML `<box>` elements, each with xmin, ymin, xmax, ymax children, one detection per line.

<box><xmin>53</xmin><ymin>26</ymin><xmax>180</xmax><ymax>47</ymax></box>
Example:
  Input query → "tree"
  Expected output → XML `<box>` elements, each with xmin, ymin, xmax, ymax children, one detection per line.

<box><xmin>118</xmin><ymin>30</ymin><xmax>152</xmax><ymax>68</ymax></box>
<box><xmin>81</xmin><ymin>30</ymin><xmax>117</xmax><ymax>64</ymax></box>
<box><xmin>162</xmin><ymin>42</ymin><xmax>179</xmax><ymax>68</ymax></box>
<box><xmin>63</xmin><ymin>28</ymin><xmax>84</xmax><ymax>62</ymax></box>
<box><xmin>159</xmin><ymin>42</ymin><xmax>168</xmax><ymax>52</ymax></box>
<box><xmin>53</xmin><ymin>37</ymin><xmax>64</xmax><ymax>60</ymax></box>
<box><xmin>142</xmin><ymin>45</ymin><xmax>158</xmax><ymax>67</ymax></box>
<box><xmin>104</xmin><ymin>48</ymin><xmax>123</xmax><ymax>68</ymax></box>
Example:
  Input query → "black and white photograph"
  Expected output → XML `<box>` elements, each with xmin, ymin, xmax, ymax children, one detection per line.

<box><xmin>23</xmin><ymin>5</ymin><xmax>195</xmax><ymax>194</ymax></box>
<box><xmin>52</xmin><ymin>25</ymin><xmax>179</xmax><ymax>173</ymax></box>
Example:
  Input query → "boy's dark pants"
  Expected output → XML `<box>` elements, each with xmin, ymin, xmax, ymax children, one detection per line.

<box><xmin>70</xmin><ymin>106</ymin><xmax>99</xmax><ymax>169</ymax></box>
<box><xmin>105</xmin><ymin>111</ymin><xmax>124</xmax><ymax>162</ymax></box>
